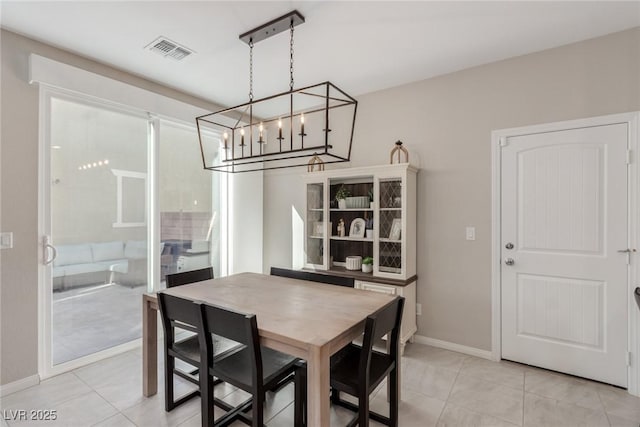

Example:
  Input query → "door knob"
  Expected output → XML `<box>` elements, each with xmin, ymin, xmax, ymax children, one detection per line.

<box><xmin>505</xmin><ymin>242</ymin><xmax>514</xmax><ymax>250</ymax></box>
<box><xmin>504</xmin><ymin>258</ymin><xmax>515</xmax><ymax>266</ymax></box>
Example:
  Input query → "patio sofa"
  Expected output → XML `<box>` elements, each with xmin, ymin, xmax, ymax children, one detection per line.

<box><xmin>53</xmin><ymin>240</ymin><xmax>158</xmax><ymax>291</ymax></box>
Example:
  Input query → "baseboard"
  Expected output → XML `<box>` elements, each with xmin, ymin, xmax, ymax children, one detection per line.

<box><xmin>412</xmin><ymin>335</ymin><xmax>494</xmax><ymax>360</ymax></box>
<box><xmin>0</xmin><ymin>374</ymin><xmax>40</xmax><ymax>397</ymax></box>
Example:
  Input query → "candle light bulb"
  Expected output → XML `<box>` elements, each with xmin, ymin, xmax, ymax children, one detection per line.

<box><xmin>300</xmin><ymin>114</ymin><xmax>305</xmax><ymax>124</ymax></box>
<box><xmin>240</xmin><ymin>128</ymin><xmax>245</xmax><ymax>136</ymax></box>
<box><xmin>278</xmin><ymin>119</ymin><xmax>282</xmax><ymax>129</ymax></box>
<box><xmin>278</xmin><ymin>118</ymin><xmax>283</xmax><ymax>139</ymax></box>
<box><xmin>259</xmin><ymin>123</ymin><xmax>264</xmax><ymax>132</ymax></box>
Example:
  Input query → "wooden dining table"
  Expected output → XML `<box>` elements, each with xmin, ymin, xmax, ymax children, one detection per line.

<box><xmin>142</xmin><ymin>271</ymin><xmax>397</xmax><ymax>426</ymax></box>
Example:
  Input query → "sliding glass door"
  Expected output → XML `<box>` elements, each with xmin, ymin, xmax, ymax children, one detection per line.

<box><xmin>48</xmin><ymin>95</ymin><xmax>149</xmax><ymax>365</ymax></box>
<box><xmin>158</xmin><ymin>121</ymin><xmax>222</xmax><ymax>284</ymax></box>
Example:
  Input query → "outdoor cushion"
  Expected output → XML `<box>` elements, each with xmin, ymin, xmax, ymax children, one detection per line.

<box><xmin>54</xmin><ymin>244</ymin><xmax>93</xmax><ymax>267</ymax></box>
<box><xmin>92</xmin><ymin>241</ymin><xmax>125</xmax><ymax>262</ymax></box>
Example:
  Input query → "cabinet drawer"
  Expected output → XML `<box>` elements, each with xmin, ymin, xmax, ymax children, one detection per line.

<box><xmin>356</xmin><ymin>281</ymin><xmax>397</xmax><ymax>295</ymax></box>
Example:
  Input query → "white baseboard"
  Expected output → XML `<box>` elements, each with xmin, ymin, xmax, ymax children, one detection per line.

<box><xmin>412</xmin><ymin>335</ymin><xmax>494</xmax><ymax>360</ymax></box>
<box><xmin>0</xmin><ymin>374</ymin><xmax>40</xmax><ymax>397</ymax></box>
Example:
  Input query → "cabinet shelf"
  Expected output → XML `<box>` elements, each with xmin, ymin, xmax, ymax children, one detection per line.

<box><xmin>330</xmin><ymin>236</ymin><xmax>373</xmax><ymax>242</ymax></box>
<box><xmin>330</xmin><ymin>208</ymin><xmax>373</xmax><ymax>212</ymax></box>
<box><xmin>379</xmin><ymin>208</ymin><xmax>402</xmax><ymax>211</ymax></box>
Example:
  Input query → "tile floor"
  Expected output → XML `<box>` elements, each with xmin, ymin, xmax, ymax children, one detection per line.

<box><xmin>1</xmin><ymin>342</ymin><xmax>639</xmax><ymax>426</ymax></box>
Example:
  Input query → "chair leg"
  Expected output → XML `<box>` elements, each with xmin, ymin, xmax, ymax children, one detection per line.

<box><xmin>200</xmin><ymin>370</ymin><xmax>215</xmax><ymax>427</ymax></box>
<box><xmin>294</xmin><ymin>363</ymin><xmax>307</xmax><ymax>427</ymax></box>
<box><xmin>359</xmin><ymin>391</ymin><xmax>369</xmax><ymax>427</ymax></box>
<box><xmin>252</xmin><ymin>392</ymin><xmax>264</xmax><ymax>427</ymax></box>
<box><xmin>389</xmin><ymin>367</ymin><xmax>399</xmax><ymax>427</ymax></box>
<box><xmin>164</xmin><ymin>353</ymin><xmax>175</xmax><ymax>412</ymax></box>
<box><xmin>331</xmin><ymin>388</ymin><xmax>340</xmax><ymax>404</ymax></box>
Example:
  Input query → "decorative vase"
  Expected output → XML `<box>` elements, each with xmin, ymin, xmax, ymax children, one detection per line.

<box><xmin>338</xmin><ymin>199</ymin><xmax>347</xmax><ymax>209</ymax></box>
<box><xmin>365</xmin><ymin>229</ymin><xmax>373</xmax><ymax>239</ymax></box>
<box><xmin>362</xmin><ymin>263</ymin><xmax>373</xmax><ymax>273</ymax></box>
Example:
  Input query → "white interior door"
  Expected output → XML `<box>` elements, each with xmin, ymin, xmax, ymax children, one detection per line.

<box><xmin>501</xmin><ymin>123</ymin><xmax>629</xmax><ymax>387</ymax></box>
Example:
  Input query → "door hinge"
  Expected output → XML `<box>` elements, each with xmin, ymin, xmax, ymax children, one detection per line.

<box><xmin>627</xmin><ymin>351</ymin><xmax>632</xmax><ymax>367</ymax></box>
<box><xmin>626</xmin><ymin>149</ymin><xmax>633</xmax><ymax>165</ymax></box>
<box><xmin>499</xmin><ymin>137</ymin><xmax>508</xmax><ymax>147</ymax></box>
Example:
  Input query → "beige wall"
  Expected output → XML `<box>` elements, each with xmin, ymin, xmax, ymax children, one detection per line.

<box><xmin>264</xmin><ymin>27</ymin><xmax>640</xmax><ymax>351</ymax></box>
<box><xmin>2</xmin><ymin>25</ymin><xmax>639</xmax><ymax>387</ymax></box>
<box><xmin>0</xmin><ymin>29</ymin><xmax>222</xmax><ymax>385</ymax></box>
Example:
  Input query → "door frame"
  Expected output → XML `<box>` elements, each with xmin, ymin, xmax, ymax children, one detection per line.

<box><xmin>491</xmin><ymin>112</ymin><xmax>640</xmax><ymax>396</ymax></box>
<box><xmin>37</xmin><ymin>85</ymin><xmax>155</xmax><ymax>379</ymax></box>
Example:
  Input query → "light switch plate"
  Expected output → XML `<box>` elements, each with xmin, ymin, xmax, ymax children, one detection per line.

<box><xmin>0</xmin><ymin>232</ymin><xmax>13</xmax><ymax>249</ymax></box>
<box><xmin>466</xmin><ymin>226</ymin><xmax>476</xmax><ymax>241</ymax></box>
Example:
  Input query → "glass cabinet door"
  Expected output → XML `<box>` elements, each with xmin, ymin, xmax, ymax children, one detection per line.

<box><xmin>378</xmin><ymin>178</ymin><xmax>403</xmax><ymax>274</ymax></box>
<box><xmin>306</xmin><ymin>182</ymin><xmax>325</xmax><ymax>267</ymax></box>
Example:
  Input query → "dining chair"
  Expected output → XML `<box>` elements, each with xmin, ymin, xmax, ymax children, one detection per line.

<box><xmin>158</xmin><ymin>293</ymin><xmax>242</xmax><ymax>412</ymax></box>
<box><xmin>297</xmin><ymin>296</ymin><xmax>405</xmax><ymax>427</ymax></box>
<box><xmin>157</xmin><ymin>292</ymin><xmax>202</xmax><ymax>411</ymax></box>
<box><xmin>197</xmin><ymin>302</ymin><xmax>305</xmax><ymax>427</ymax></box>
<box><xmin>270</xmin><ymin>266</ymin><xmax>355</xmax><ymax>287</ymax></box>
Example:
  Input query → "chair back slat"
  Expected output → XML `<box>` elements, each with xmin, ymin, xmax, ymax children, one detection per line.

<box><xmin>270</xmin><ymin>267</ymin><xmax>354</xmax><ymax>287</ymax></box>
<box><xmin>158</xmin><ymin>293</ymin><xmax>201</xmax><ymax>342</ymax></box>
<box><xmin>200</xmin><ymin>304</ymin><xmax>257</xmax><ymax>347</ymax></box>
<box><xmin>359</xmin><ymin>296</ymin><xmax>404</xmax><ymax>386</ymax></box>
<box><xmin>166</xmin><ymin>267</ymin><xmax>214</xmax><ymax>288</ymax></box>
<box><xmin>372</xmin><ymin>297</ymin><xmax>404</xmax><ymax>341</ymax></box>
<box><xmin>198</xmin><ymin>303</ymin><xmax>263</xmax><ymax>384</ymax></box>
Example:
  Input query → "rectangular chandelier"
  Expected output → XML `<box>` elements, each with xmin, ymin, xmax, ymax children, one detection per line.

<box><xmin>196</xmin><ymin>81</ymin><xmax>357</xmax><ymax>173</ymax></box>
<box><xmin>196</xmin><ymin>11</ymin><xmax>357</xmax><ymax>173</ymax></box>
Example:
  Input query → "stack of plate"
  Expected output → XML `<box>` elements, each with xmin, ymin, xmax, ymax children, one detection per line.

<box><xmin>345</xmin><ymin>256</ymin><xmax>362</xmax><ymax>270</ymax></box>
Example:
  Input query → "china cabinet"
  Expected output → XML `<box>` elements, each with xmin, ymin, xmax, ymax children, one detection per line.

<box><xmin>303</xmin><ymin>163</ymin><xmax>417</xmax><ymax>348</ymax></box>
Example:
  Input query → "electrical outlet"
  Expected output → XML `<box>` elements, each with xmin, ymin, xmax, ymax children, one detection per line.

<box><xmin>466</xmin><ymin>226</ymin><xmax>476</xmax><ymax>241</ymax></box>
<box><xmin>416</xmin><ymin>303</ymin><xmax>422</xmax><ymax>316</ymax></box>
<box><xmin>0</xmin><ymin>232</ymin><xmax>13</xmax><ymax>249</ymax></box>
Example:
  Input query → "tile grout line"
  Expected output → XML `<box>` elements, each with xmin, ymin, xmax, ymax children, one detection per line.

<box><xmin>71</xmin><ymin>371</ymin><xmax>122</xmax><ymax>426</ymax></box>
<box><xmin>595</xmin><ymin>386</ymin><xmax>613</xmax><ymax>427</ymax></box>
<box><xmin>435</xmin><ymin>356</ymin><xmax>466</xmax><ymax>425</ymax></box>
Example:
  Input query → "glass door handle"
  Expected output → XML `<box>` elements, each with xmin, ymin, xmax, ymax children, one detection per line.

<box><xmin>43</xmin><ymin>236</ymin><xmax>57</xmax><ymax>265</ymax></box>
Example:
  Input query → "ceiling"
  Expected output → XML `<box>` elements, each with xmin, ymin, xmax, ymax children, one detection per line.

<box><xmin>1</xmin><ymin>1</ymin><xmax>639</xmax><ymax>109</ymax></box>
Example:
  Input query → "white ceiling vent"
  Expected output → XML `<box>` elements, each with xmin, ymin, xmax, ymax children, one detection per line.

<box><xmin>145</xmin><ymin>36</ymin><xmax>193</xmax><ymax>61</ymax></box>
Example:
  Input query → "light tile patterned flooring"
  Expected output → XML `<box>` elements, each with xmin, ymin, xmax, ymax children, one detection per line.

<box><xmin>1</xmin><ymin>342</ymin><xmax>639</xmax><ymax>426</ymax></box>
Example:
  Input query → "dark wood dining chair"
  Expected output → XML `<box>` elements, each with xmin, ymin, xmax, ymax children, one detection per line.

<box><xmin>157</xmin><ymin>292</ymin><xmax>202</xmax><ymax>411</ymax></box>
<box><xmin>297</xmin><ymin>296</ymin><xmax>404</xmax><ymax>427</ymax></box>
<box><xmin>165</xmin><ymin>267</ymin><xmax>214</xmax><ymax>335</ymax></box>
<box><xmin>270</xmin><ymin>266</ymin><xmax>355</xmax><ymax>287</ymax></box>
<box><xmin>158</xmin><ymin>292</ymin><xmax>242</xmax><ymax>412</ymax></box>
<box><xmin>197</xmin><ymin>302</ymin><xmax>305</xmax><ymax>427</ymax></box>
<box><xmin>332</xmin><ymin>296</ymin><xmax>404</xmax><ymax>426</ymax></box>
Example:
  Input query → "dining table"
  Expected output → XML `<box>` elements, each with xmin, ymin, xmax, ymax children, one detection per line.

<box><xmin>142</xmin><ymin>271</ymin><xmax>398</xmax><ymax>426</ymax></box>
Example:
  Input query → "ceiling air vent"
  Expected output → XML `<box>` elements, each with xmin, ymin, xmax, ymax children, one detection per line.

<box><xmin>146</xmin><ymin>36</ymin><xmax>193</xmax><ymax>61</ymax></box>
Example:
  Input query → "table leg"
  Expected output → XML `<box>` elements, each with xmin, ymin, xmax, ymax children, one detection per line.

<box><xmin>142</xmin><ymin>296</ymin><xmax>157</xmax><ymax>397</ymax></box>
<box><xmin>307</xmin><ymin>345</ymin><xmax>330</xmax><ymax>427</ymax></box>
